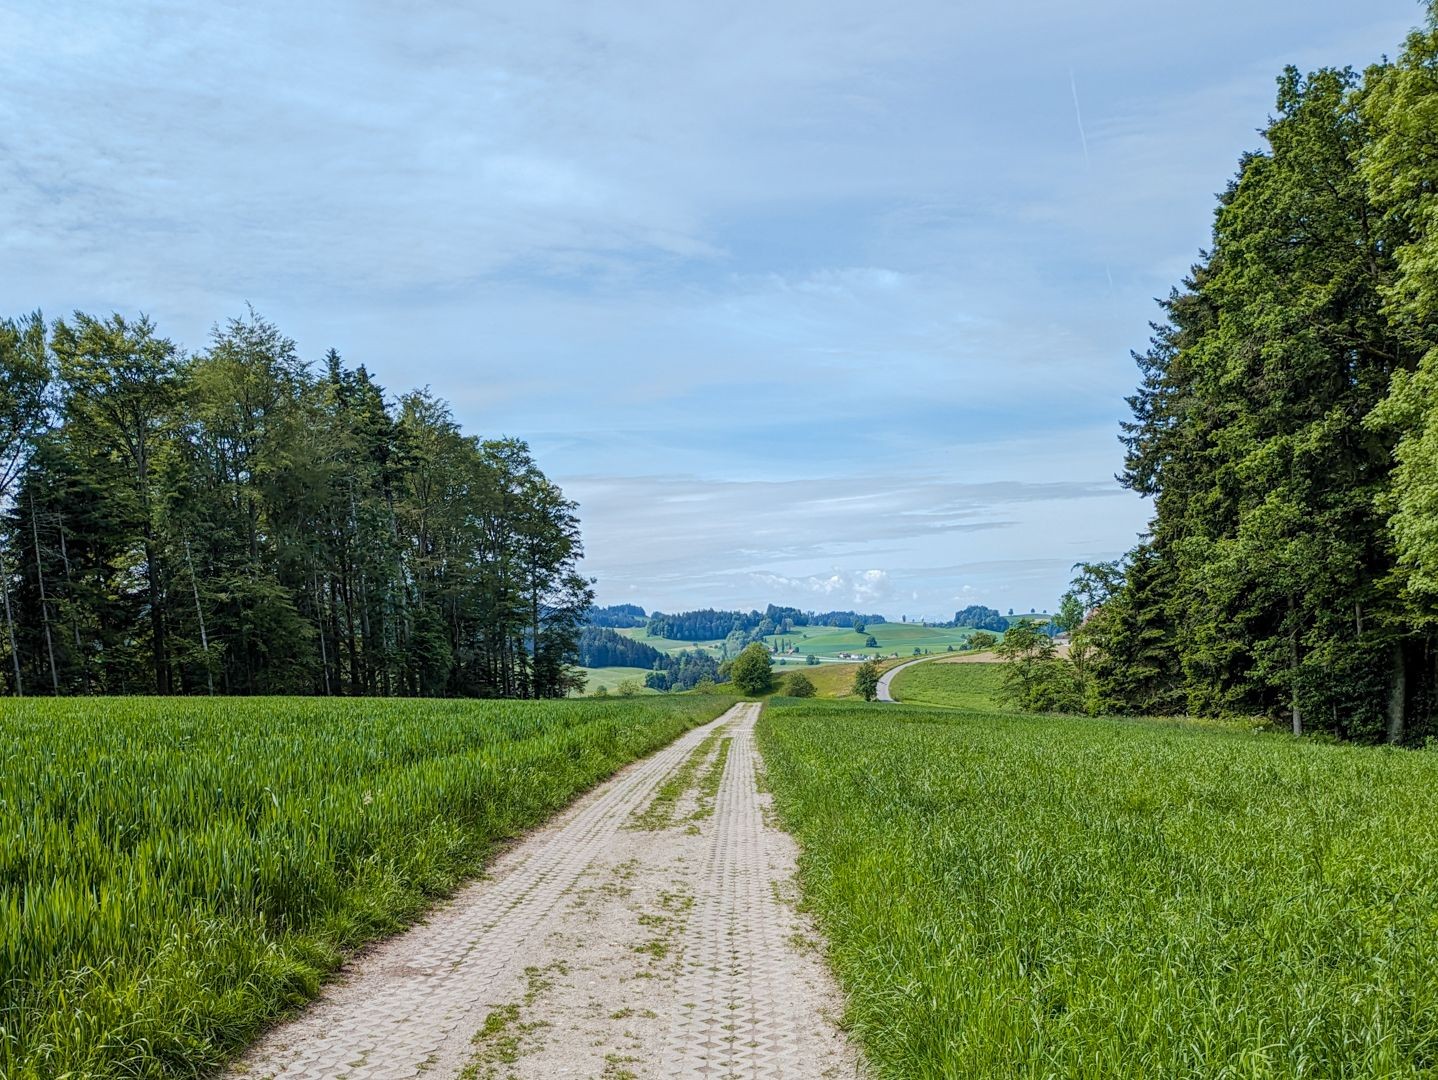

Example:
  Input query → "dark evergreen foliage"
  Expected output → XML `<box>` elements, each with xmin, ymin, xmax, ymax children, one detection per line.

<box><xmin>0</xmin><ymin>310</ymin><xmax>592</xmax><ymax>698</ymax></box>
<box><xmin>1092</xmin><ymin>33</ymin><xmax>1438</xmax><ymax>741</ymax></box>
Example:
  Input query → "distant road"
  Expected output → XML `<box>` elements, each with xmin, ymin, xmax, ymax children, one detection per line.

<box><xmin>876</xmin><ymin>656</ymin><xmax>938</xmax><ymax>702</ymax></box>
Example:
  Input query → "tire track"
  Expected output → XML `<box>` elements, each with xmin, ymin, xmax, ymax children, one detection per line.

<box><xmin>233</xmin><ymin>705</ymin><xmax>742</xmax><ymax>1080</ymax></box>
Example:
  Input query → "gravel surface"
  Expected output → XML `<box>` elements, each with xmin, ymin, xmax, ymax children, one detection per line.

<box><xmin>232</xmin><ymin>702</ymin><xmax>861</xmax><ymax>1079</ymax></box>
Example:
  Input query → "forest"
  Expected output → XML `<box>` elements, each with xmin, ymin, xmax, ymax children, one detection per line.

<box><xmin>0</xmin><ymin>310</ymin><xmax>591</xmax><ymax>698</ymax></box>
<box><xmin>1079</xmin><ymin>15</ymin><xmax>1438</xmax><ymax>742</ymax></box>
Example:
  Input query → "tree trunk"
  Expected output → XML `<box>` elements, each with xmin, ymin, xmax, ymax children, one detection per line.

<box><xmin>1</xmin><ymin>553</ymin><xmax>21</xmax><ymax>696</ymax></box>
<box><xmin>29</xmin><ymin>492</ymin><xmax>59</xmax><ymax>694</ymax></box>
<box><xmin>57</xmin><ymin>518</ymin><xmax>89</xmax><ymax>693</ymax></box>
<box><xmin>315</xmin><ymin>573</ymin><xmax>332</xmax><ymax>695</ymax></box>
<box><xmin>1289</xmin><ymin>595</ymin><xmax>1302</xmax><ymax>737</ymax></box>
<box><xmin>184</xmin><ymin>538</ymin><xmax>214</xmax><ymax>695</ymax></box>
<box><xmin>1386</xmin><ymin>641</ymin><xmax>1407</xmax><ymax>745</ymax></box>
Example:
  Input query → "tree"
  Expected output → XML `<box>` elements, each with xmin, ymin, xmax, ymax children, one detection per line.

<box><xmin>864</xmin><ymin>634</ymin><xmax>878</xmax><ymax>649</ymax></box>
<box><xmin>615</xmin><ymin>677</ymin><xmax>641</xmax><ymax>697</ymax></box>
<box><xmin>852</xmin><ymin>617</ymin><xmax>865</xmax><ymax>633</ymax></box>
<box><xmin>968</xmin><ymin>631</ymin><xmax>997</xmax><ymax>652</ymax></box>
<box><xmin>852</xmin><ymin>660</ymin><xmax>880</xmax><ymax>701</ymax></box>
<box><xmin>783</xmin><ymin>671</ymin><xmax>817</xmax><ymax>698</ymax></box>
<box><xmin>52</xmin><ymin>313</ymin><xmax>181</xmax><ymax>693</ymax></box>
<box><xmin>996</xmin><ymin>621</ymin><xmax>1080</xmax><ymax>712</ymax></box>
<box><xmin>0</xmin><ymin>313</ymin><xmax>50</xmax><ymax>695</ymax></box>
<box><xmin>730</xmin><ymin>642</ymin><xmax>773</xmax><ymax>695</ymax></box>
<box><xmin>806</xmin><ymin>652</ymin><xmax>819</xmax><ymax>666</ymax></box>
<box><xmin>1053</xmin><ymin>592</ymin><xmax>1086</xmax><ymax>635</ymax></box>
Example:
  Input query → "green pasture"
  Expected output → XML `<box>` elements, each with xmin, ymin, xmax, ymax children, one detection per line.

<box><xmin>764</xmin><ymin>623</ymin><xmax>977</xmax><ymax>659</ymax></box>
<box><xmin>614</xmin><ymin>627</ymin><xmax>726</xmax><ymax>656</ymax></box>
<box><xmin>574</xmin><ymin>666</ymin><xmax>661</xmax><ymax>694</ymax></box>
<box><xmin>889</xmin><ymin>660</ymin><xmax>1006</xmax><ymax>710</ymax></box>
<box><xmin>759</xmin><ymin>701</ymin><xmax>1438</xmax><ymax>1077</ymax></box>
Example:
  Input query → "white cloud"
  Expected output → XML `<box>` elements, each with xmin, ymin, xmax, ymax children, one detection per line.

<box><xmin>0</xmin><ymin>0</ymin><xmax>1417</xmax><ymax>616</ymax></box>
<box><xmin>751</xmin><ymin>569</ymin><xmax>892</xmax><ymax>606</ymax></box>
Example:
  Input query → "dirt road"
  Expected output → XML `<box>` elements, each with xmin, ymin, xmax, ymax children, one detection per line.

<box><xmin>233</xmin><ymin>702</ymin><xmax>859</xmax><ymax>1079</ymax></box>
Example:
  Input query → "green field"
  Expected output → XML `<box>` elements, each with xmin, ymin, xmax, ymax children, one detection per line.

<box><xmin>614</xmin><ymin>627</ymin><xmax>726</xmax><ymax>656</ymax></box>
<box><xmin>765</xmin><ymin>623</ymin><xmax>976</xmax><ymax>660</ymax></box>
<box><xmin>890</xmin><ymin>660</ymin><xmax>1006</xmax><ymax>710</ymax></box>
<box><xmin>619</xmin><ymin>622</ymin><xmax>980</xmax><ymax>662</ymax></box>
<box><xmin>1</xmin><ymin>695</ymin><xmax>731</xmax><ymax>1079</ymax></box>
<box><xmin>758</xmin><ymin>701</ymin><xmax>1438</xmax><ymax>1077</ymax></box>
<box><xmin>574</xmin><ymin>666</ymin><xmax>661</xmax><ymax>695</ymax></box>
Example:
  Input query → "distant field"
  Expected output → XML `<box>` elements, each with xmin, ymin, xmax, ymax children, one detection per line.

<box><xmin>2</xmin><ymin>695</ymin><xmax>731</xmax><ymax>1079</ymax></box>
<box><xmin>759</xmin><ymin>702</ymin><xmax>1438</xmax><ymax>1077</ymax></box>
<box><xmin>574</xmin><ymin>666</ymin><xmax>661</xmax><ymax>694</ymax></box>
<box><xmin>765</xmin><ymin>623</ymin><xmax>976</xmax><ymax>660</ymax></box>
<box><xmin>614</xmin><ymin>627</ymin><xmax>726</xmax><ymax>656</ymax></box>
<box><xmin>890</xmin><ymin>659</ymin><xmax>1006</xmax><ymax>710</ymax></box>
<box><xmin>774</xmin><ymin>655</ymin><xmax>914</xmax><ymax>699</ymax></box>
<box><xmin>618</xmin><ymin>621</ymin><xmax>996</xmax><ymax>663</ymax></box>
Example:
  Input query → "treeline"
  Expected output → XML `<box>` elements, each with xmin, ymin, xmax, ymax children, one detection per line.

<box><xmin>0</xmin><ymin>309</ymin><xmax>591</xmax><ymax>698</ymax></box>
<box><xmin>578</xmin><ymin>627</ymin><xmax>664</xmax><ymax>668</ymax></box>
<box><xmin>1075</xmin><ymin>12</ymin><xmax>1438</xmax><ymax>742</ymax></box>
<box><xmin>588</xmin><ymin>604</ymin><xmax>647</xmax><ymax>628</ymax></box>
<box><xmin>644</xmin><ymin>605</ymin><xmax>886</xmax><ymax>642</ymax></box>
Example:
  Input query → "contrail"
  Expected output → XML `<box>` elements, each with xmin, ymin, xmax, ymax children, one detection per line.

<box><xmin>1069</xmin><ymin>69</ymin><xmax>1090</xmax><ymax>169</ymax></box>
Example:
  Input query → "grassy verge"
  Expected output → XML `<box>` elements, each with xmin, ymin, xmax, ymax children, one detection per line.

<box><xmin>758</xmin><ymin>701</ymin><xmax>1438</xmax><ymax>1077</ymax></box>
<box><xmin>889</xmin><ymin>660</ymin><xmax>1005</xmax><ymax>709</ymax></box>
<box><xmin>2</xmin><ymin>695</ymin><xmax>733</xmax><ymax>1079</ymax></box>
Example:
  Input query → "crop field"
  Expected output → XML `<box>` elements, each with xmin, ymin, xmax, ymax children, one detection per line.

<box><xmin>0</xmin><ymin>694</ymin><xmax>731</xmax><ymax>1079</ymax></box>
<box><xmin>758</xmin><ymin>702</ymin><xmax>1438</xmax><ymax>1077</ymax></box>
<box><xmin>890</xmin><ymin>659</ymin><xmax>1005</xmax><ymax>710</ymax></box>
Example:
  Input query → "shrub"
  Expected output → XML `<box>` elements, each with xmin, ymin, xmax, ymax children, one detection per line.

<box><xmin>783</xmin><ymin>672</ymin><xmax>817</xmax><ymax>698</ymax></box>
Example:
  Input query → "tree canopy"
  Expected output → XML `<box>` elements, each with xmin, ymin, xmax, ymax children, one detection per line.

<box><xmin>729</xmin><ymin>642</ymin><xmax>774</xmax><ymax>696</ymax></box>
<box><xmin>0</xmin><ymin>309</ymin><xmax>591</xmax><ymax>698</ymax></box>
<box><xmin>1082</xmin><ymin>12</ymin><xmax>1438</xmax><ymax>741</ymax></box>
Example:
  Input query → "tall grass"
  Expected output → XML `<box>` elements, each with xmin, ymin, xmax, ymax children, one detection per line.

<box><xmin>758</xmin><ymin>702</ymin><xmax>1438</xmax><ymax>1078</ymax></box>
<box><xmin>889</xmin><ymin>660</ymin><xmax>1005</xmax><ymax>709</ymax></box>
<box><xmin>0</xmin><ymin>695</ymin><xmax>730</xmax><ymax>1079</ymax></box>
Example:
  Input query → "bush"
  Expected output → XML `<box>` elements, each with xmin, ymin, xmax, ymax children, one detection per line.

<box><xmin>783</xmin><ymin>672</ymin><xmax>817</xmax><ymax>698</ymax></box>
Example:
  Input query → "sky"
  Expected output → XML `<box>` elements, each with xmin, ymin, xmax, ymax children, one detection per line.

<box><xmin>1</xmin><ymin>1</ymin><xmax>1423</xmax><ymax>619</ymax></box>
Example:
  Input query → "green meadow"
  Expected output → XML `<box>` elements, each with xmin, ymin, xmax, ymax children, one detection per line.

<box><xmin>614</xmin><ymin>627</ymin><xmax>727</xmax><ymax>655</ymax></box>
<box><xmin>573</xmin><ymin>666</ymin><xmax>663</xmax><ymax>694</ymax></box>
<box><xmin>889</xmin><ymin>660</ymin><xmax>1006</xmax><ymax>710</ymax></box>
<box><xmin>758</xmin><ymin>701</ymin><xmax>1438</xmax><ymax>1077</ymax></box>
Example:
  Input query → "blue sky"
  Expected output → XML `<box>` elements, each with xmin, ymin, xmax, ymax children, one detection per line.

<box><xmin>1</xmin><ymin>0</ymin><xmax>1421</xmax><ymax>618</ymax></box>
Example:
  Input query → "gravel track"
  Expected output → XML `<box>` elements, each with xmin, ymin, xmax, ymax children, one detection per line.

<box><xmin>232</xmin><ymin>702</ymin><xmax>860</xmax><ymax>1079</ymax></box>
